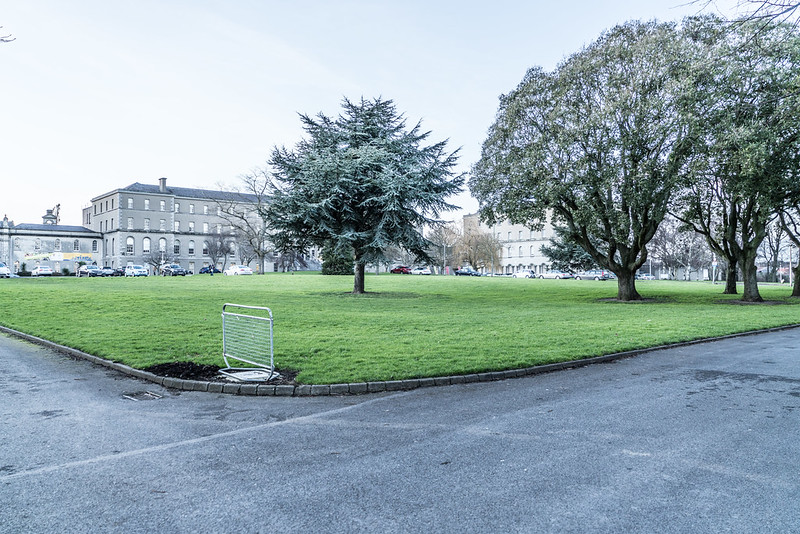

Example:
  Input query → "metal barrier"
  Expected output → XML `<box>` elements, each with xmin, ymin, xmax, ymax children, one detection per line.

<box><xmin>220</xmin><ymin>303</ymin><xmax>279</xmax><ymax>382</ymax></box>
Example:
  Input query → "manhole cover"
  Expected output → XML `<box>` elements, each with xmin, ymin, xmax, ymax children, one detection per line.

<box><xmin>122</xmin><ymin>391</ymin><xmax>163</xmax><ymax>401</ymax></box>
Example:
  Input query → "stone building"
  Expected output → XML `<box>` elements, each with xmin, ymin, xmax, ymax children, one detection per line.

<box><xmin>82</xmin><ymin>178</ymin><xmax>262</xmax><ymax>273</ymax></box>
<box><xmin>462</xmin><ymin>213</ymin><xmax>555</xmax><ymax>275</ymax></box>
<box><xmin>0</xmin><ymin>211</ymin><xmax>102</xmax><ymax>274</ymax></box>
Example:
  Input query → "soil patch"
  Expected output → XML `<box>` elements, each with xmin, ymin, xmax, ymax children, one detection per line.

<box><xmin>143</xmin><ymin>361</ymin><xmax>298</xmax><ymax>385</ymax></box>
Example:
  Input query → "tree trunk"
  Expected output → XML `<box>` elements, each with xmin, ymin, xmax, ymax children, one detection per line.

<box><xmin>740</xmin><ymin>259</ymin><xmax>763</xmax><ymax>302</ymax></box>
<box><xmin>723</xmin><ymin>260</ymin><xmax>738</xmax><ymax>294</ymax></box>
<box><xmin>353</xmin><ymin>263</ymin><xmax>366</xmax><ymax>294</ymax></box>
<box><xmin>616</xmin><ymin>271</ymin><xmax>642</xmax><ymax>301</ymax></box>
<box><xmin>792</xmin><ymin>264</ymin><xmax>800</xmax><ymax>297</ymax></box>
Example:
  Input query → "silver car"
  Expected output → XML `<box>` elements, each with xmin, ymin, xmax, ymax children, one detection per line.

<box><xmin>539</xmin><ymin>270</ymin><xmax>574</xmax><ymax>279</ymax></box>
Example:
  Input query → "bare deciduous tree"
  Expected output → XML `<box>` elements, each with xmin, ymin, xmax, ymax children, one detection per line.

<box><xmin>215</xmin><ymin>169</ymin><xmax>273</xmax><ymax>274</ymax></box>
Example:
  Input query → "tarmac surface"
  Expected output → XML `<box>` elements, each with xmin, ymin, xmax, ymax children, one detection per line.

<box><xmin>2</xmin><ymin>328</ymin><xmax>800</xmax><ymax>532</ymax></box>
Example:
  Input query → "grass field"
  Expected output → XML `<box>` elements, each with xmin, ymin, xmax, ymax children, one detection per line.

<box><xmin>0</xmin><ymin>274</ymin><xmax>798</xmax><ymax>384</ymax></box>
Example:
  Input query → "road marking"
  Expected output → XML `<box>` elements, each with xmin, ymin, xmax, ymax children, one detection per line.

<box><xmin>0</xmin><ymin>391</ymin><xmax>409</xmax><ymax>481</ymax></box>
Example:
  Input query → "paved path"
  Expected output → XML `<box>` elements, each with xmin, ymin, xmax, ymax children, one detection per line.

<box><xmin>2</xmin><ymin>328</ymin><xmax>799</xmax><ymax>532</ymax></box>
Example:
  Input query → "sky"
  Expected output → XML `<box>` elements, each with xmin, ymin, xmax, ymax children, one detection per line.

<box><xmin>2</xmin><ymin>0</ymin><xmax>742</xmax><ymax>227</ymax></box>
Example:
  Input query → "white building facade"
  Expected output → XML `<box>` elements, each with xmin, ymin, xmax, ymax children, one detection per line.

<box><xmin>463</xmin><ymin>213</ymin><xmax>556</xmax><ymax>275</ymax></box>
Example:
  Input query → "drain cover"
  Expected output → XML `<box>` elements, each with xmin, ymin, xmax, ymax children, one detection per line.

<box><xmin>122</xmin><ymin>391</ymin><xmax>163</xmax><ymax>401</ymax></box>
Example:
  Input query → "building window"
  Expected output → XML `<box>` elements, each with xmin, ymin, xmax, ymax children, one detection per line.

<box><xmin>111</xmin><ymin>218</ymin><xmax>114</xmax><ymax>230</ymax></box>
<box><xmin>203</xmin><ymin>205</ymin><xmax>209</xmax><ymax>215</ymax></box>
<box><xmin>144</xmin><ymin>218</ymin><xmax>150</xmax><ymax>231</ymax></box>
<box><xmin>508</xmin><ymin>246</ymin><xmax>512</xmax><ymax>258</ymax></box>
<box><xmin>519</xmin><ymin>246</ymin><xmax>523</xmax><ymax>257</ymax></box>
<box><xmin>189</xmin><ymin>204</ymin><xmax>195</xmax><ymax>214</ymax></box>
<box><xmin>126</xmin><ymin>237</ymin><xmax>134</xmax><ymax>254</ymax></box>
<box><xmin>188</xmin><ymin>240</ymin><xmax>195</xmax><ymax>255</ymax></box>
<box><xmin>530</xmin><ymin>245</ymin><xmax>535</xmax><ymax>256</ymax></box>
<box><xmin>111</xmin><ymin>199</ymin><xmax>115</xmax><ymax>209</ymax></box>
<box><xmin>174</xmin><ymin>240</ymin><xmax>181</xmax><ymax>255</ymax></box>
<box><xmin>174</xmin><ymin>221</ymin><xmax>180</xmax><ymax>232</ymax></box>
<box><xmin>158</xmin><ymin>238</ymin><xmax>166</xmax><ymax>252</ymax></box>
<box><xmin>160</xmin><ymin>200</ymin><xmax>166</xmax><ymax>212</ymax></box>
<box><xmin>519</xmin><ymin>231</ymin><xmax>523</xmax><ymax>240</ymax></box>
<box><xmin>13</xmin><ymin>238</ymin><xmax>20</xmax><ymax>250</ymax></box>
<box><xmin>111</xmin><ymin>238</ymin><xmax>114</xmax><ymax>254</ymax></box>
<box><xmin>127</xmin><ymin>217</ymin><xmax>133</xmax><ymax>229</ymax></box>
<box><xmin>175</xmin><ymin>203</ymin><xmax>180</xmax><ymax>213</ymax></box>
<box><xmin>73</xmin><ymin>240</ymin><xmax>80</xmax><ymax>251</ymax></box>
<box><xmin>128</xmin><ymin>198</ymin><xmax>133</xmax><ymax>209</ymax></box>
<box><xmin>159</xmin><ymin>219</ymin><xmax>166</xmax><ymax>231</ymax></box>
<box><xmin>144</xmin><ymin>199</ymin><xmax>150</xmax><ymax>210</ymax></box>
<box><xmin>203</xmin><ymin>222</ymin><xmax>209</xmax><ymax>234</ymax></box>
<box><xmin>143</xmin><ymin>237</ymin><xmax>151</xmax><ymax>254</ymax></box>
<box><xmin>507</xmin><ymin>232</ymin><xmax>511</xmax><ymax>240</ymax></box>
<box><xmin>188</xmin><ymin>221</ymin><xmax>195</xmax><ymax>232</ymax></box>
<box><xmin>92</xmin><ymin>240</ymin><xmax>98</xmax><ymax>252</ymax></box>
<box><xmin>34</xmin><ymin>239</ymin><xmax>41</xmax><ymax>250</ymax></box>
<box><xmin>55</xmin><ymin>239</ymin><xmax>61</xmax><ymax>251</ymax></box>
<box><xmin>202</xmin><ymin>241</ymin><xmax>209</xmax><ymax>255</ymax></box>
<box><xmin>216</xmin><ymin>224</ymin><xmax>221</xmax><ymax>234</ymax></box>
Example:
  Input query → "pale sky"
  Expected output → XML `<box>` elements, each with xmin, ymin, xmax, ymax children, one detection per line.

<box><xmin>2</xmin><ymin>0</ymin><xmax>740</xmax><ymax>226</ymax></box>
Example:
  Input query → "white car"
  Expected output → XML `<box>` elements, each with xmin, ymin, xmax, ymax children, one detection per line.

<box><xmin>0</xmin><ymin>262</ymin><xmax>11</xmax><ymax>278</ymax></box>
<box><xmin>411</xmin><ymin>267</ymin><xmax>432</xmax><ymax>275</ymax></box>
<box><xmin>224</xmin><ymin>265</ymin><xmax>253</xmax><ymax>275</ymax></box>
<box><xmin>31</xmin><ymin>266</ymin><xmax>55</xmax><ymax>276</ymax></box>
<box><xmin>512</xmin><ymin>270</ymin><xmax>533</xmax><ymax>278</ymax></box>
<box><xmin>124</xmin><ymin>265</ymin><xmax>149</xmax><ymax>277</ymax></box>
<box><xmin>539</xmin><ymin>270</ymin><xmax>574</xmax><ymax>279</ymax></box>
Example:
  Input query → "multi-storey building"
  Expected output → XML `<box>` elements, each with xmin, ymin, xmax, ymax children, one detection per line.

<box><xmin>463</xmin><ymin>213</ymin><xmax>556</xmax><ymax>275</ymax></box>
<box><xmin>83</xmin><ymin>178</ymin><xmax>260</xmax><ymax>274</ymax></box>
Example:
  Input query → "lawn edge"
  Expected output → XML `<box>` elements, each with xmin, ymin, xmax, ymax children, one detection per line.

<box><xmin>2</xmin><ymin>323</ymin><xmax>799</xmax><ymax>396</ymax></box>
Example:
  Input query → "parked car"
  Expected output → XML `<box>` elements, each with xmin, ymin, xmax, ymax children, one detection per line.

<box><xmin>512</xmin><ymin>270</ymin><xmax>534</xmax><ymax>278</ymax></box>
<box><xmin>111</xmin><ymin>267</ymin><xmax>126</xmax><ymax>277</ymax></box>
<box><xmin>99</xmin><ymin>266</ymin><xmax>115</xmax><ymax>277</ymax></box>
<box><xmin>455</xmin><ymin>267</ymin><xmax>481</xmax><ymax>276</ymax></box>
<box><xmin>31</xmin><ymin>265</ymin><xmax>54</xmax><ymax>277</ymax></box>
<box><xmin>390</xmin><ymin>266</ymin><xmax>411</xmax><ymax>274</ymax></box>
<box><xmin>0</xmin><ymin>262</ymin><xmax>12</xmax><ymax>278</ymax></box>
<box><xmin>162</xmin><ymin>263</ymin><xmax>188</xmax><ymax>276</ymax></box>
<box><xmin>411</xmin><ymin>267</ymin><xmax>432</xmax><ymax>275</ymax></box>
<box><xmin>539</xmin><ymin>270</ymin><xmax>574</xmax><ymax>279</ymax></box>
<box><xmin>78</xmin><ymin>265</ymin><xmax>103</xmax><ymax>277</ymax></box>
<box><xmin>199</xmin><ymin>266</ymin><xmax>221</xmax><ymax>274</ymax></box>
<box><xmin>124</xmin><ymin>264</ymin><xmax>149</xmax><ymax>277</ymax></box>
<box><xmin>224</xmin><ymin>265</ymin><xmax>253</xmax><ymax>275</ymax></box>
<box><xmin>575</xmin><ymin>269</ymin><xmax>613</xmax><ymax>281</ymax></box>
<box><xmin>637</xmin><ymin>273</ymin><xmax>656</xmax><ymax>280</ymax></box>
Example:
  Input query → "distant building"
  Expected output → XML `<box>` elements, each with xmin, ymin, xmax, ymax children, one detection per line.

<box><xmin>0</xmin><ymin>211</ymin><xmax>102</xmax><ymax>274</ymax></box>
<box><xmin>82</xmin><ymin>177</ymin><xmax>265</xmax><ymax>273</ymax></box>
<box><xmin>463</xmin><ymin>213</ymin><xmax>555</xmax><ymax>275</ymax></box>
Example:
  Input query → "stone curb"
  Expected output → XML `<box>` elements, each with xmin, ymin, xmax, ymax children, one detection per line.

<box><xmin>2</xmin><ymin>323</ymin><xmax>799</xmax><ymax>397</ymax></box>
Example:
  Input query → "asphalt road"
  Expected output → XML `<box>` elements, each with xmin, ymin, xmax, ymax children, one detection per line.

<box><xmin>2</xmin><ymin>328</ymin><xmax>799</xmax><ymax>533</ymax></box>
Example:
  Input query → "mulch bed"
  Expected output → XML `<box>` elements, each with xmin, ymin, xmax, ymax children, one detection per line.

<box><xmin>143</xmin><ymin>361</ymin><xmax>298</xmax><ymax>385</ymax></box>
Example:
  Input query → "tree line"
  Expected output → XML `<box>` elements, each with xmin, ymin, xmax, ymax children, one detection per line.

<box><xmin>470</xmin><ymin>14</ymin><xmax>800</xmax><ymax>301</ymax></box>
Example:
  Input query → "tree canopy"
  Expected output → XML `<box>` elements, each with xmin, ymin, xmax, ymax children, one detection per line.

<box><xmin>268</xmin><ymin>97</ymin><xmax>463</xmax><ymax>293</ymax></box>
<box><xmin>675</xmin><ymin>15</ymin><xmax>800</xmax><ymax>301</ymax></box>
<box><xmin>471</xmin><ymin>21</ymin><xmax>696</xmax><ymax>300</ymax></box>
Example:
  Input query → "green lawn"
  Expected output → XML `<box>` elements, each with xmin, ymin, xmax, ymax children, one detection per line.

<box><xmin>0</xmin><ymin>274</ymin><xmax>798</xmax><ymax>384</ymax></box>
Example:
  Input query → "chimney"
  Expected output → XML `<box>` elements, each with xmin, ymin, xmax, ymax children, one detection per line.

<box><xmin>159</xmin><ymin>177</ymin><xmax>167</xmax><ymax>193</ymax></box>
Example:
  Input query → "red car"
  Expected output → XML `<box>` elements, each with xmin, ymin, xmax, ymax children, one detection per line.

<box><xmin>390</xmin><ymin>266</ymin><xmax>411</xmax><ymax>274</ymax></box>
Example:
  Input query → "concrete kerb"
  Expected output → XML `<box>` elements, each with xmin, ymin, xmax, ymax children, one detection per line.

<box><xmin>2</xmin><ymin>323</ymin><xmax>799</xmax><ymax>397</ymax></box>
